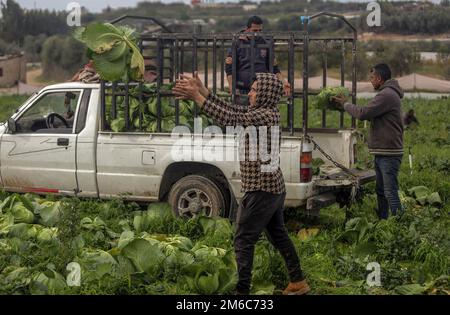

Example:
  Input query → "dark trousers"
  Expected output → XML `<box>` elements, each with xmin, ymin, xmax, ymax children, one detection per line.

<box><xmin>374</xmin><ymin>155</ymin><xmax>404</xmax><ymax>219</ymax></box>
<box><xmin>234</xmin><ymin>190</ymin><xmax>304</xmax><ymax>293</ymax></box>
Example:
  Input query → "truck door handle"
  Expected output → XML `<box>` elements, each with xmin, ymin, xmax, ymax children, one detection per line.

<box><xmin>57</xmin><ymin>138</ymin><xmax>69</xmax><ymax>146</ymax></box>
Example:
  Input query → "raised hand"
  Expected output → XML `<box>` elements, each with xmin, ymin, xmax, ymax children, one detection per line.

<box><xmin>173</xmin><ymin>72</ymin><xmax>207</xmax><ymax>106</ymax></box>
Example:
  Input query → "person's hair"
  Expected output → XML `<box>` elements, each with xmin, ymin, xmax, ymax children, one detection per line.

<box><xmin>371</xmin><ymin>63</ymin><xmax>392</xmax><ymax>82</ymax></box>
<box><xmin>247</xmin><ymin>16</ymin><xmax>263</xmax><ymax>28</ymax></box>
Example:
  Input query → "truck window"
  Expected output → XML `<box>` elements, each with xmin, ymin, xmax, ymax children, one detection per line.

<box><xmin>16</xmin><ymin>91</ymin><xmax>81</xmax><ymax>134</ymax></box>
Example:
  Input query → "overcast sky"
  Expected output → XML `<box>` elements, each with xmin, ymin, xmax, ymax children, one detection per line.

<box><xmin>14</xmin><ymin>0</ymin><xmax>214</xmax><ymax>12</ymax></box>
<box><xmin>12</xmin><ymin>0</ymin><xmax>443</xmax><ymax>13</ymax></box>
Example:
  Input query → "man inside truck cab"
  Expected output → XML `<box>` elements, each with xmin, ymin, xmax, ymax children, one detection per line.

<box><xmin>333</xmin><ymin>63</ymin><xmax>405</xmax><ymax>220</ymax></box>
<box><xmin>225</xmin><ymin>16</ymin><xmax>291</xmax><ymax>105</ymax></box>
<box><xmin>173</xmin><ymin>72</ymin><xmax>310</xmax><ymax>295</ymax></box>
<box><xmin>63</xmin><ymin>92</ymin><xmax>76</xmax><ymax>121</ymax></box>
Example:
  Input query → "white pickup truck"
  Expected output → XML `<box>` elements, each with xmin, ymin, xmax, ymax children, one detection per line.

<box><xmin>0</xmin><ymin>82</ymin><xmax>374</xmax><ymax>218</ymax></box>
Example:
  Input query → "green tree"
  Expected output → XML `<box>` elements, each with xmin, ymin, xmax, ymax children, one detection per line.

<box><xmin>41</xmin><ymin>35</ymin><xmax>86</xmax><ymax>81</ymax></box>
<box><xmin>371</xmin><ymin>42</ymin><xmax>420</xmax><ymax>77</ymax></box>
<box><xmin>23</xmin><ymin>34</ymin><xmax>47</xmax><ymax>62</ymax></box>
<box><xmin>0</xmin><ymin>0</ymin><xmax>25</xmax><ymax>44</ymax></box>
<box><xmin>0</xmin><ymin>38</ymin><xmax>20</xmax><ymax>55</ymax></box>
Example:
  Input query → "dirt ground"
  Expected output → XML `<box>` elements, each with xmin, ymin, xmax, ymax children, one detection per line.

<box><xmin>26</xmin><ymin>68</ymin><xmax>45</xmax><ymax>87</ymax></box>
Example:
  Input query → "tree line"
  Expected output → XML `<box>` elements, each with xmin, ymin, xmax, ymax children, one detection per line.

<box><xmin>0</xmin><ymin>0</ymin><xmax>449</xmax><ymax>81</ymax></box>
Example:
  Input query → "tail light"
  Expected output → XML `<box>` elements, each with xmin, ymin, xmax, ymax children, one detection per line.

<box><xmin>300</xmin><ymin>142</ymin><xmax>313</xmax><ymax>183</ymax></box>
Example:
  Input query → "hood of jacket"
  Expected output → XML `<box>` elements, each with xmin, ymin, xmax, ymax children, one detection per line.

<box><xmin>253</xmin><ymin>72</ymin><xmax>284</xmax><ymax>109</ymax></box>
<box><xmin>379</xmin><ymin>79</ymin><xmax>404</xmax><ymax>99</ymax></box>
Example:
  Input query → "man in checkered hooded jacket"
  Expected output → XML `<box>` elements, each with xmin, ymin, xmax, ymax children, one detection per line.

<box><xmin>173</xmin><ymin>72</ymin><xmax>310</xmax><ymax>295</ymax></box>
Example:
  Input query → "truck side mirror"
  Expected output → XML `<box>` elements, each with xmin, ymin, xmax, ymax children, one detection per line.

<box><xmin>7</xmin><ymin>118</ymin><xmax>16</xmax><ymax>134</ymax></box>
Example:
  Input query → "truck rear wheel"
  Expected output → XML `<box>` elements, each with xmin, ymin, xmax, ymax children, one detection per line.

<box><xmin>168</xmin><ymin>175</ymin><xmax>225</xmax><ymax>217</ymax></box>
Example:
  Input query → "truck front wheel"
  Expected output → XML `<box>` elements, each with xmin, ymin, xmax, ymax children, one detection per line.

<box><xmin>168</xmin><ymin>175</ymin><xmax>225</xmax><ymax>217</ymax></box>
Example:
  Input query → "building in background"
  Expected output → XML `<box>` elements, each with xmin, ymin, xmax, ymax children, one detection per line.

<box><xmin>0</xmin><ymin>54</ymin><xmax>27</xmax><ymax>88</ymax></box>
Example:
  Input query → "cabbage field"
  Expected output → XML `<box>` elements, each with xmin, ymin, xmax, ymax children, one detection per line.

<box><xmin>0</xmin><ymin>95</ymin><xmax>448</xmax><ymax>295</ymax></box>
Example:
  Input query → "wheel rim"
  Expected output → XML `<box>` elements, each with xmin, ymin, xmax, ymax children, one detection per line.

<box><xmin>178</xmin><ymin>188</ymin><xmax>213</xmax><ymax>217</ymax></box>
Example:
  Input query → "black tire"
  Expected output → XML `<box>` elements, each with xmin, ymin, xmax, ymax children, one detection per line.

<box><xmin>168</xmin><ymin>175</ymin><xmax>226</xmax><ymax>217</ymax></box>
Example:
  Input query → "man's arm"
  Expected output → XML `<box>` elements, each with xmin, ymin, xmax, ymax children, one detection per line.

<box><xmin>173</xmin><ymin>73</ymin><xmax>269</xmax><ymax>127</ymax></box>
<box><xmin>343</xmin><ymin>93</ymin><xmax>391</xmax><ymax>121</ymax></box>
<box><xmin>186</xmin><ymin>91</ymin><xmax>269</xmax><ymax>127</ymax></box>
<box><xmin>208</xmin><ymin>93</ymin><xmax>247</xmax><ymax>113</ymax></box>
<box><xmin>201</xmin><ymin>94</ymin><xmax>272</xmax><ymax>127</ymax></box>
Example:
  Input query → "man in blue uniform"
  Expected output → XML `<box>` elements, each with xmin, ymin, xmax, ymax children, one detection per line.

<box><xmin>226</xmin><ymin>16</ymin><xmax>291</xmax><ymax>105</ymax></box>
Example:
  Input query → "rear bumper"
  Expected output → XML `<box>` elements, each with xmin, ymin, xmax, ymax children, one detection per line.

<box><xmin>306</xmin><ymin>169</ymin><xmax>376</xmax><ymax>215</ymax></box>
<box><xmin>234</xmin><ymin>169</ymin><xmax>376</xmax><ymax>210</ymax></box>
<box><xmin>284</xmin><ymin>181</ymin><xmax>315</xmax><ymax>208</ymax></box>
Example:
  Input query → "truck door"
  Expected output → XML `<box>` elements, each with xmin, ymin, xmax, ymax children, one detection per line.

<box><xmin>0</xmin><ymin>89</ymin><xmax>86</xmax><ymax>195</ymax></box>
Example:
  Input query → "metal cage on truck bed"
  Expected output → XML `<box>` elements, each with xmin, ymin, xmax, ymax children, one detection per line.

<box><xmin>100</xmin><ymin>12</ymin><xmax>358</xmax><ymax>135</ymax></box>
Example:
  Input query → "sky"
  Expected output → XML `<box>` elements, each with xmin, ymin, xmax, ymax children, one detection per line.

<box><xmin>11</xmin><ymin>0</ymin><xmax>443</xmax><ymax>13</ymax></box>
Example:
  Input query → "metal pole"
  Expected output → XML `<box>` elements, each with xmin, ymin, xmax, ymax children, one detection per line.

<box><xmin>193</xmin><ymin>35</ymin><xmax>198</xmax><ymax>117</ymax></box>
<box><xmin>220</xmin><ymin>39</ymin><xmax>225</xmax><ymax>92</ymax></box>
<box><xmin>175</xmin><ymin>38</ymin><xmax>180</xmax><ymax>126</ymax></box>
<box><xmin>340</xmin><ymin>40</ymin><xmax>345</xmax><ymax>128</ymax></box>
<box><xmin>169</xmin><ymin>41</ymin><xmax>174</xmax><ymax>83</ymax></box>
<box><xmin>204</xmin><ymin>39</ymin><xmax>208</xmax><ymax>88</ymax></box>
<box><xmin>288</xmin><ymin>33</ymin><xmax>295</xmax><ymax>136</ymax></box>
<box><xmin>111</xmin><ymin>82</ymin><xmax>117</xmax><ymax>120</ymax></box>
<box><xmin>302</xmin><ymin>31</ymin><xmax>309</xmax><ymax>134</ymax></box>
<box><xmin>180</xmin><ymin>40</ymin><xmax>184</xmax><ymax>74</ymax></box>
<box><xmin>322</xmin><ymin>41</ymin><xmax>328</xmax><ymax>128</ymax></box>
<box><xmin>268</xmin><ymin>36</ymin><xmax>274</xmax><ymax>74</ymax></box>
<box><xmin>213</xmin><ymin>36</ymin><xmax>217</xmax><ymax>93</ymax></box>
<box><xmin>250</xmin><ymin>35</ymin><xmax>256</xmax><ymax>85</ymax></box>
<box><xmin>231</xmin><ymin>35</ymin><xmax>237</xmax><ymax>103</ymax></box>
<box><xmin>100</xmin><ymin>81</ymin><xmax>106</xmax><ymax>131</ymax></box>
<box><xmin>352</xmin><ymin>35</ymin><xmax>357</xmax><ymax>129</ymax></box>
<box><xmin>138</xmin><ymin>39</ymin><xmax>144</xmax><ymax>131</ymax></box>
<box><xmin>157</xmin><ymin>38</ymin><xmax>163</xmax><ymax>132</ymax></box>
<box><xmin>138</xmin><ymin>82</ymin><xmax>143</xmax><ymax>130</ymax></box>
<box><xmin>124</xmin><ymin>83</ymin><xmax>130</xmax><ymax>130</ymax></box>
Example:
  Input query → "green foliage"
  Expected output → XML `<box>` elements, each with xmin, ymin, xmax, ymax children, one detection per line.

<box><xmin>0</xmin><ymin>97</ymin><xmax>448</xmax><ymax>295</ymax></box>
<box><xmin>315</xmin><ymin>86</ymin><xmax>350</xmax><ymax>111</ymax></box>
<box><xmin>41</xmin><ymin>35</ymin><xmax>86</xmax><ymax>81</ymax></box>
<box><xmin>29</xmin><ymin>268</ymin><xmax>67</xmax><ymax>295</ymax></box>
<box><xmin>105</xmin><ymin>83</ymin><xmax>210</xmax><ymax>133</ymax></box>
<box><xmin>75</xmin><ymin>23</ymin><xmax>144</xmax><ymax>82</ymax></box>
<box><xmin>0</xmin><ymin>37</ymin><xmax>20</xmax><ymax>55</ymax></box>
<box><xmin>0</xmin><ymin>95</ymin><xmax>29</xmax><ymax>122</ymax></box>
<box><xmin>23</xmin><ymin>34</ymin><xmax>47</xmax><ymax>62</ymax></box>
